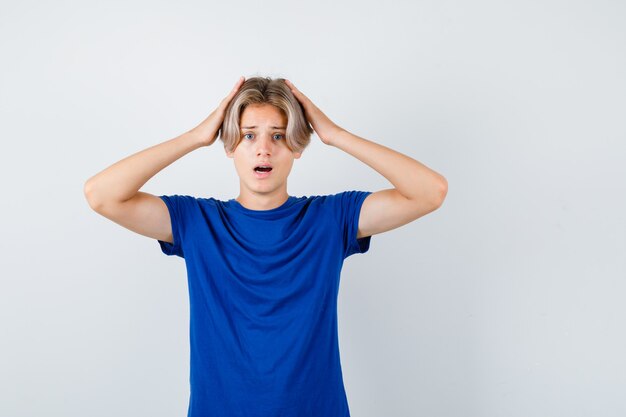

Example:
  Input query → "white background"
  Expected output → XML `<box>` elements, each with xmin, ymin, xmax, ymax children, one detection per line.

<box><xmin>1</xmin><ymin>0</ymin><xmax>625</xmax><ymax>416</ymax></box>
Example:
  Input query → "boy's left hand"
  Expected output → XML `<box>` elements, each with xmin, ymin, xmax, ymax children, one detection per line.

<box><xmin>284</xmin><ymin>79</ymin><xmax>343</xmax><ymax>147</ymax></box>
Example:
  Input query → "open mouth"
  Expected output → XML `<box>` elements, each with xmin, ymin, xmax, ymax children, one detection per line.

<box><xmin>253</xmin><ymin>164</ymin><xmax>273</xmax><ymax>178</ymax></box>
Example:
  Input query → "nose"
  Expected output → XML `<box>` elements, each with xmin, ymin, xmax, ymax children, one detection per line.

<box><xmin>255</xmin><ymin>134</ymin><xmax>275</xmax><ymax>156</ymax></box>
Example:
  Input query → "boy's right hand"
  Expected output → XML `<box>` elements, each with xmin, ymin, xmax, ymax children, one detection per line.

<box><xmin>190</xmin><ymin>76</ymin><xmax>245</xmax><ymax>147</ymax></box>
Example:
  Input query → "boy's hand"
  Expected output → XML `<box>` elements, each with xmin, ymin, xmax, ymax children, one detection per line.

<box><xmin>190</xmin><ymin>76</ymin><xmax>246</xmax><ymax>147</ymax></box>
<box><xmin>284</xmin><ymin>79</ymin><xmax>343</xmax><ymax>147</ymax></box>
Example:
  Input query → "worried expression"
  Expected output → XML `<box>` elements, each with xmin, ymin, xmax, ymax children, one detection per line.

<box><xmin>226</xmin><ymin>103</ymin><xmax>302</xmax><ymax>193</ymax></box>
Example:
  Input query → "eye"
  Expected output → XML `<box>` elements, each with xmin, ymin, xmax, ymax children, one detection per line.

<box><xmin>243</xmin><ymin>133</ymin><xmax>254</xmax><ymax>140</ymax></box>
<box><xmin>273</xmin><ymin>134</ymin><xmax>284</xmax><ymax>140</ymax></box>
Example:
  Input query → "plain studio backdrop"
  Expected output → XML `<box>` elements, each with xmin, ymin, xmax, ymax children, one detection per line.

<box><xmin>1</xmin><ymin>0</ymin><xmax>624</xmax><ymax>416</ymax></box>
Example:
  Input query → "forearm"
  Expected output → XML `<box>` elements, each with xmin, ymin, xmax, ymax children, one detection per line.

<box><xmin>330</xmin><ymin>129</ymin><xmax>447</xmax><ymax>203</ymax></box>
<box><xmin>84</xmin><ymin>130</ymin><xmax>204</xmax><ymax>208</ymax></box>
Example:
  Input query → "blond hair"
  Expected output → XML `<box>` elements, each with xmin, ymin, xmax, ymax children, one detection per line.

<box><xmin>219</xmin><ymin>76</ymin><xmax>314</xmax><ymax>154</ymax></box>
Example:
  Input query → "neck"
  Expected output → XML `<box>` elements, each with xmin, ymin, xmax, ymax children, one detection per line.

<box><xmin>235</xmin><ymin>192</ymin><xmax>290</xmax><ymax>211</ymax></box>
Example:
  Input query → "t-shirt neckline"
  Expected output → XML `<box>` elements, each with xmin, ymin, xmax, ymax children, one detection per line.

<box><xmin>227</xmin><ymin>195</ymin><xmax>300</xmax><ymax>216</ymax></box>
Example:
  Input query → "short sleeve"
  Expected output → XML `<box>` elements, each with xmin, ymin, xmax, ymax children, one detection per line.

<box><xmin>329</xmin><ymin>190</ymin><xmax>373</xmax><ymax>259</ymax></box>
<box><xmin>157</xmin><ymin>194</ymin><xmax>194</xmax><ymax>258</ymax></box>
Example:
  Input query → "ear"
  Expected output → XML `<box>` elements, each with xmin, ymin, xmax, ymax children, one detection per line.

<box><xmin>225</xmin><ymin>147</ymin><xmax>234</xmax><ymax>159</ymax></box>
<box><xmin>293</xmin><ymin>151</ymin><xmax>302</xmax><ymax>159</ymax></box>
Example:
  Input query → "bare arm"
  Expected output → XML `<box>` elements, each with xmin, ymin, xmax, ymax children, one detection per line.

<box><xmin>84</xmin><ymin>131</ymin><xmax>204</xmax><ymax>208</ymax></box>
<box><xmin>84</xmin><ymin>76</ymin><xmax>245</xmax><ymax>243</ymax></box>
<box><xmin>285</xmin><ymin>79</ymin><xmax>447</xmax><ymax>239</ymax></box>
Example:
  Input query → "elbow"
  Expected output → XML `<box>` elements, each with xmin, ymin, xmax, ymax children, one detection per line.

<box><xmin>433</xmin><ymin>176</ymin><xmax>448</xmax><ymax>208</ymax></box>
<box><xmin>83</xmin><ymin>179</ymin><xmax>103</xmax><ymax>211</ymax></box>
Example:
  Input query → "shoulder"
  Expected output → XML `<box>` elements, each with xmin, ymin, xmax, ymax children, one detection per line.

<box><xmin>323</xmin><ymin>190</ymin><xmax>372</xmax><ymax>208</ymax></box>
<box><xmin>303</xmin><ymin>190</ymin><xmax>372</xmax><ymax>221</ymax></box>
<box><xmin>159</xmin><ymin>194</ymin><xmax>223</xmax><ymax>215</ymax></box>
<box><xmin>303</xmin><ymin>190</ymin><xmax>369</xmax><ymax>204</ymax></box>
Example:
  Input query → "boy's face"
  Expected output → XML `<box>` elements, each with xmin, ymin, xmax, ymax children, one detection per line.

<box><xmin>226</xmin><ymin>103</ymin><xmax>302</xmax><ymax>197</ymax></box>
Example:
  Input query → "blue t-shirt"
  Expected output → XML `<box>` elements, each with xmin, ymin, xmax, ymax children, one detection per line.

<box><xmin>157</xmin><ymin>191</ymin><xmax>373</xmax><ymax>417</ymax></box>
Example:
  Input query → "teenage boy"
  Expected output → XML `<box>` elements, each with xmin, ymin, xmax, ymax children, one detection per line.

<box><xmin>84</xmin><ymin>76</ymin><xmax>447</xmax><ymax>417</ymax></box>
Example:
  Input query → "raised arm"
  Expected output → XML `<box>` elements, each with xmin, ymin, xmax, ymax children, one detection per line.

<box><xmin>285</xmin><ymin>79</ymin><xmax>448</xmax><ymax>239</ymax></box>
<box><xmin>83</xmin><ymin>76</ymin><xmax>245</xmax><ymax>243</ymax></box>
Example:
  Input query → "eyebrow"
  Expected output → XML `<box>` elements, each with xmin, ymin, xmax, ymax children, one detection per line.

<box><xmin>241</xmin><ymin>126</ymin><xmax>286</xmax><ymax>130</ymax></box>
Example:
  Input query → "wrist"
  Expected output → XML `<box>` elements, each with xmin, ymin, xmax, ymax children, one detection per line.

<box><xmin>188</xmin><ymin>127</ymin><xmax>218</xmax><ymax>147</ymax></box>
<box><xmin>184</xmin><ymin>129</ymin><xmax>212</xmax><ymax>148</ymax></box>
<box><xmin>326</xmin><ymin>127</ymin><xmax>346</xmax><ymax>147</ymax></box>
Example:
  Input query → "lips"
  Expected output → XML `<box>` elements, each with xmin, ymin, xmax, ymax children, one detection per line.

<box><xmin>253</xmin><ymin>163</ymin><xmax>273</xmax><ymax>179</ymax></box>
<box><xmin>253</xmin><ymin>163</ymin><xmax>273</xmax><ymax>172</ymax></box>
